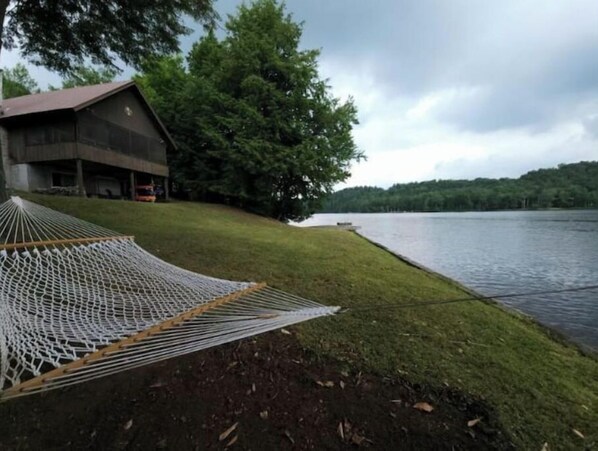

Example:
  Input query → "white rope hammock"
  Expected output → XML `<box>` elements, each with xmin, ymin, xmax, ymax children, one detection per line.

<box><xmin>0</xmin><ymin>197</ymin><xmax>339</xmax><ymax>400</ymax></box>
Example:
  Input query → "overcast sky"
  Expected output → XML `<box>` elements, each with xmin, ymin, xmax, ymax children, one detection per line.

<box><xmin>4</xmin><ymin>0</ymin><xmax>598</xmax><ymax>188</ymax></box>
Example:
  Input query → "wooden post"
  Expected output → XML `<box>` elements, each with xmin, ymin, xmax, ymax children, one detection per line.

<box><xmin>76</xmin><ymin>159</ymin><xmax>86</xmax><ymax>197</ymax></box>
<box><xmin>130</xmin><ymin>171</ymin><xmax>135</xmax><ymax>201</ymax></box>
<box><xmin>0</xmin><ymin>65</ymin><xmax>8</xmax><ymax>203</ymax></box>
<box><xmin>164</xmin><ymin>177</ymin><xmax>169</xmax><ymax>201</ymax></box>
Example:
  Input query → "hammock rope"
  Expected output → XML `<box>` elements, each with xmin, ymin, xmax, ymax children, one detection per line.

<box><xmin>0</xmin><ymin>197</ymin><xmax>339</xmax><ymax>400</ymax></box>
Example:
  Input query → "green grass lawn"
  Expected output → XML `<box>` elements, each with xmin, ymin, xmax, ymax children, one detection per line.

<box><xmin>23</xmin><ymin>194</ymin><xmax>598</xmax><ymax>449</ymax></box>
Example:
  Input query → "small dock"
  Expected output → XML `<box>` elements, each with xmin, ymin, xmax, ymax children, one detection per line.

<box><xmin>336</xmin><ymin>222</ymin><xmax>360</xmax><ymax>231</ymax></box>
<box><xmin>307</xmin><ymin>222</ymin><xmax>361</xmax><ymax>231</ymax></box>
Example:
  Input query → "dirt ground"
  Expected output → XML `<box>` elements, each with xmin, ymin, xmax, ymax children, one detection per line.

<box><xmin>0</xmin><ymin>330</ymin><xmax>514</xmax><ymax>450</ymax></box>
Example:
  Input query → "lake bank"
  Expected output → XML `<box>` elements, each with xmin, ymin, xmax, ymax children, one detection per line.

<box><xmin>349</xmin><ymin>228</ymin><xmax>597</xmax><ymax>357</ymax></box>
<box><xmin>300</xmin><ymin>210</ymin><xmax>598</xmax><ymax>351</ymax></box>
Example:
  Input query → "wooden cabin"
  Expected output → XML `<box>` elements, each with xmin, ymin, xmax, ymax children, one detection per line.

<box><xmin>0</xmin><ymin>81</ymin><xmax>173</xmax><ymax>199</ymax></box>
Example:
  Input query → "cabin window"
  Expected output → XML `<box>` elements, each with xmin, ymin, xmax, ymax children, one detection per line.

<box><xmin>26</xmin><ymin>127</ymin><xmax>46</xmax><ymax>146</ymax></box>
<box><xmin>52</xmin><ymin>173</ymin><xmax>76</xmax><ymax>187</ymax></box>
<box><xmin>108</xmin><ymin>125</ymin><xmax>128</xmax><ymax>152</ymax></box>
<box><xmin>77</xmin><ymin>112</ymin><xmax>166</xmax><ymax>164</ymax></box>
<box><xmin>130</xmin><ymin>133</ymin><xmax>149</xmax><ymax>160</ymax></box>
<box><xmin>25</xmin><ymin>124</ymin><xmax>75</xmax><ymax>146</ymax></box>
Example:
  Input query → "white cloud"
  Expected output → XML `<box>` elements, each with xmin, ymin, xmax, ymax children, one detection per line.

<box><xmin>334</xmin><ymin>73</ymin><xmax>598</xmax><ymax>188</ymax></box>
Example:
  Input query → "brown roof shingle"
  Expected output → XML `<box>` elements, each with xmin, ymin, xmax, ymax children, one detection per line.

<box><xmin>0</xmin><ymin>80</ymin><xmax>133</xmax><ymax>119</ymax></box>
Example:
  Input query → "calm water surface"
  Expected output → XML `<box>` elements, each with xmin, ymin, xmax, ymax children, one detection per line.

<box><xmin>299</xmin><ymin>210</ymin><xmax>598</xmax><ymax>350</ymax></box>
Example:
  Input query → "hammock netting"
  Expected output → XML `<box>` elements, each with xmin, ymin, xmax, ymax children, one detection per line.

<box><xmin>0</xmin><ymin>197</ymin><xmax>339</xmax><ymax>400</ymax></box>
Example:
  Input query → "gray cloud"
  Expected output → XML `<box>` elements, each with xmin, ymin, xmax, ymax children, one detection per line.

<box><xmin>16</xmin><ymin>0</ymin><xmax>597</xmax><ymax>135</ymax></box>
<box><xmin>272</xmin><ymin>0</ymin><xmax>598</xmax><ymax>133</ymax></box>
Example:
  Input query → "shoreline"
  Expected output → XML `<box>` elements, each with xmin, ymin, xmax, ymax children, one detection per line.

<box><xmin>351</xmin><ymin>229</ymin><xmax>597</xmax><ymax>357</ymax></box>
<box><xmin>317</xmin><ymin>207</ymin><xmax>598</xmax><ymax>214</ymax></box>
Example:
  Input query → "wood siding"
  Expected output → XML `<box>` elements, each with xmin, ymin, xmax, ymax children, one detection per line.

<box><xmin>81</xmin><ymin>90</ymin><xmax>163</xmax><ymax>140</ymax></box>
<box><xmin>77</xmin><ymin>143</ymin><xmax>169</xmax><ymax>177</ymax></box>
<box><xmin>6</xmin><ymin>87</ymin><xmax>170</xmax><ymax>177</ymax></box>
<box><xmin>10</xmin><ymin>141</ymin><xmax>168</xmax><ymax>177</ymax></box>
<box><xmin>11</xmin><ymin>142</ymin><xmax>78</xmax><ymax>163</ymax></box>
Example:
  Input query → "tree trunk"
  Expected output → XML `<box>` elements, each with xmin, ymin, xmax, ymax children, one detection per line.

<box><xmin>0</xmin><ymin>0</ymin><xmax>11</xmax><ymax>202</ymax></box>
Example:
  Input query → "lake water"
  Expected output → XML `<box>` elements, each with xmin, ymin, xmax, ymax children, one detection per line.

<box><xmin>299</xmin><ymin>210</ymin><xmax>598</xmax><ymax>351</ymax></box>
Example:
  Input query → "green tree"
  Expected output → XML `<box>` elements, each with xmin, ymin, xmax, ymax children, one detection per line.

<box><xmin>0</xmin><ymin>0</ymin><xmax>217</xmax><ymax>201</ymax></box>
<box><xmin>2</xmin><ymin>63</ymin><xmax>38</xmax><ymax>98</ymax></box>
<box><xmin>51</xmin><ymin>65</ymin><xmax>117</xmax><ymax>90</ymax></box>
<box><xmin>138</xmin><ymin>0</ymin><xmax>363</xmax><ymax>221</ymax></box>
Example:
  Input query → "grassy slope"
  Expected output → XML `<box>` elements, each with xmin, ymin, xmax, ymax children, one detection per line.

<box><xmin>25</xmin><ymin>195</ymin><xmax>597</xmax><ymax>449</ymax></box>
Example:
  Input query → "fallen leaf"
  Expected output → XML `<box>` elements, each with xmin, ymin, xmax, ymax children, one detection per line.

<box><xmin>390</xmin><ymin>399</ymin><xmax>402</xmax><ymax>404</ymax></box>
<box><xmin>572</xmin><ymin>428</ymin><xmax>585</xmax><ymax>439</ymax></box>
<box><xmin>340</xmin><ymin>381</ymin><xmax>346</xmax><ymax>389</ymax></box>
<box><xmin>355</xmin><ymin>371</ymin><xmax>363</xmax><ymax>385</ymax></box>
<box><xmin>259</xmin><ymin>410</ymin><xmax>268</xmax><ymax>420</ymax></box>
<box><xmin>219</xmin><ymin>423</ymin><xmax>238</xmax><ymax>442</ymax></box>
<box><xmin>225</xmin><ymin>435</ymin><xmax>238</xmax><ymax>448</ymax></box>
<box><xmin>284</xmin><ymin>430</ymin><xmax>295</xmax><ymax>444</ymax></box>
<box><xmin>316</xmin><ymin>380</ymin><xmax>335</xmax><ymax>388</ymax></box>
<box><xmin>467</xmin><ymin>418</ymin><xmax>481</xmax><ymax>428</ymax></box>
<box><xmin>413</xmin><ymin>402</ymin><xmax>434</xmax><ymax>413</ymax></box>
<box><xmin>281</xmin><ymin>329</ymin><xmax>291</xmax><ymax>335</ymax></box>
<box><xmin>123</xmin><ymin>419</ymin><xmax>133</xmax><ymax>431</ymax></box>
<box><xmin>252</xmin><ymin>383</ymin><xmax>256</xmax><ymax>393</ymax></box>
<box><xmin>541</xmin><ymin>442</ymin><xmax>549</xmax><ymax>451</ymax></box>
<box><xmin>149</xmin><ymin>381</ymin><xmax>166</xmax><ymax>388</ymax></box>
<box><xmin>337</xmin><ymin>422</ymin><xmax>345</xmax><ymax>440</ymax></box>
<box><xmin>341</xmin><ymin>370</ymin><xmax>349</xmax><ymax>377</ymax></box>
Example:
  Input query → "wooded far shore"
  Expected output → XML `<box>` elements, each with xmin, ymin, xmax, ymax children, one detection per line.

<box><xmin>322</xmin><ymin>161</ymin><xmax>598</xmax><ymax>213</ymax></box>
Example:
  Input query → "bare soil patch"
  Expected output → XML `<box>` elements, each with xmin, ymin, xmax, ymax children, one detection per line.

<box><xmin>0</xmin><ymin>331</ymin><xmax>513</xmax><ymax>450</ymax></box>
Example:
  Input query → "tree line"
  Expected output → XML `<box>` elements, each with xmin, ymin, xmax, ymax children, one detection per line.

<box><xmin>322</xmin><ymin>161</ymin><xmax>598</xmax><ymax>213</ymax></box>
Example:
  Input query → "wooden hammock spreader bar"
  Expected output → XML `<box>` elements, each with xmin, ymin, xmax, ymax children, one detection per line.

<box><xmin>0</xmin><ymin>235</ymin><xmax>135</xmax><ymax>252</ymax></box>
<box><xmin>1</xmin><ymin>283</ymin><xmax>267</xmax><ymax>399</ymax></box>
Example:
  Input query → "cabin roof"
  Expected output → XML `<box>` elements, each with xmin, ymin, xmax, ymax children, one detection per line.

<box><xmin>0</xmin><ymin>81</ymin><xmax>176</xmax><ymax>149</ymax></box>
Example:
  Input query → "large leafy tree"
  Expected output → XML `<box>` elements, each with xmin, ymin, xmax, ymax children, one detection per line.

<box><xmin>0</xmin><ymin>0</ymin><xmax>216</xmax><ymax>202</ymax></box>
<box><xmin>2</xmin><ymin>63</ymin><xmax>38</xmax><ymax>98</ymax></box>
<box><xmin>52</xmin><ymin>65</ymin><xmax>117</xmax><ymax>90</ymax></box>
<box><xmin>137</xmin><ymin>0</ymin><xmax>363</xmax><ymax>221</ymax></box>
